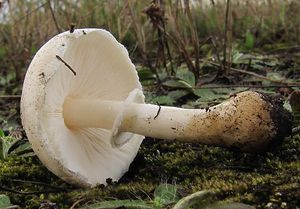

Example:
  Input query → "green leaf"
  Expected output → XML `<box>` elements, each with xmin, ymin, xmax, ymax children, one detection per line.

<box><xmin>0</xmin><ymin>47</ymin><xmax>6</xmax><ymax>59</ymax></box>
<box><xmin>176</xmin><ymin>68</ymin><xmax>195</xmax><ymax>86</ymax></box>
<box><xmin>283</xmin><ymin>100</ymin><xmax>292</xmax><ymax>112</ymax></box>
<box><xmin>154</xmin><ymin>184</ymin><xmax>179</xmax><ymax>206</ymax></box>
<box><xmin>232</xmin><ymin>52</ymin><xmax>255</xmax><ymax>64</ymax></box>
<box><xmin>244</xmin><ymin>30</ymin><xmax>255</xmax><ymax>50</ymax></box>
<box><xmin>151</xmin><ymin>95</ymin><xmax>176</xmax><ymax>106</ymax></box>
<box><xmin>1</xmin><ymin>136</ymin><xmax>17</xmax><ymax>160</ymax></box>
<box><xmin>168</xmin><ymin>90</ymin><xmax>190</xmax><ymax>101</ymax></box>
<box><xmin>193</xmin><ymin>89</ymin><xmax>222</xmax><ymax>102</ymax></box>
<box><xmin>79</xmin><ymin>200</ymin><xmax>154</xmax><ymax>209</ymax></box>
<box><xmin>0</xmin><ymin>136</ymin><xmax>33</xmax><ymax>160</ymax></box>
<box><xmin>138</xmin><ymin>68</ymin><xmax>156</xmax><ymax>81</ymax></box>
<box><xmin>0</xmin><ymin>140</ymin><xmax>3</xmax><ymax>160</ymax></box>
<box><xmin>163</xmin><ymin>79</ymin><xmax>193</xmax><ymax>89</ymax></box>
<box><xmin>0</xmin><ymin>194</ymin><xmax>13</xmax><ymax>209</ymax></box>
<box><xmin>11</xmin><ymin>142</ymin><xmax>33</xmax><ymax>157</ymax></box>
<box><xmin>172</xmin><ymin>190</ymin><xmax>213</xmax><ymax>209</ymax></box>
<box><xmin>30</xmin><ymin>46</ymin><xmax>38</xmax><ymax>54</ymax></box>
<box><xmin>0</xmin><ymin>130</ymin><xmax>4</xmax><ymax>137</ymax></box>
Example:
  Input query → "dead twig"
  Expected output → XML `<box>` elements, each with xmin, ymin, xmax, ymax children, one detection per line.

<box><xmin>210</xmin><ymin>37</ymin><xmax>223</xmax><ymax>69</ymax></box>
<box><xmin>222</xmin><ymin>0</ymin><xmax>231</xmax><ymax>76</ymax></box>
<box><xmin>184</xmin><ymin>0</ymin><xmax>200</xmax><ymax>82</ymax></box>
<box><xmin>0</xmin><ymin>95</ymin><xmax>21</xmax><ymax>99</ymax></box>
<box><xmin>11</xmin><ymin>2</ymin><xmax>47</xmax><ymax>25</ymax></box>
<box><xmin>156</xmin><ymin>24</ymin><xmax>196</xmax><ymax>79</ymax></box>
<box><xmin>154</xmin><ymin>102</ymin><xmax>162</xmax><ymax>119</ymax></box>
<box><xmin>47</xmin><ymin>0</ymin><xmax>61</xmax><ymax>33</ymax></box>
<box><xmin>70</xmin><ymin>198</ymin><xmax>85</xmax><ymax>209</ymax></box>
<box><xmin>127</xmin><ymin>0</ymin><xmax>161</xmax><ymax>84</ymax></box>
<box><xmin>0</xmin><ymin>185</ymin><xmax>67</xmax><ymax>195</ymax></box>
<box><xmin>9</xmin><ymin>179</ymin><xmax>72</xmax><ymax>191</ymax></box>
<box><xmin>210</xmin><ymin>62</ymin><xmax>300</xmax><ymax>85</ymax></box>
<box><xmin>194</xmin><ymin>84</ymin><xmax>300</xmax><ymax>89</ymax></box>
<box><xmin>56</xmin><ymin>55</ymin><xmax>77</xmax><ymax>76</ymax></box>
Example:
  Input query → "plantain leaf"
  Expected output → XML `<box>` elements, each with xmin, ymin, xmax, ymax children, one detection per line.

<box><xmin>0</xmin><ymin>136</ymin><xmax>18</xmax><ymax>160</ymax></box>
<box><xmin>0</xmin><ymin>194</ymin><xmax>14</xmax><ymax>209</ymax></box>
<box><xmin>152</xmin><ymin>95</ymin><xmax>176</xmax><ymax>106</ymax></box>
<box><xmin>0</xmin><ymin>135</ymin><xmax>33</xmax><ymax>160</ymax></box>
<box><xmin>172</xmin><ymin>190</ymin><xmax>213</xmax><ymax>209</ymax></box>
<box><xmin>154</xmin><ymin>184</ymin><xmax>179</xmax><ymax>206</ymax></box>
<box><xmin>163</xmin><ymin>80</ymin><xmax>193</xmax><ymax>89</ymax></box>
<box><xmin>168</xmin><ymin>90</ymin><xmax>190</xmax><ymax>101</ymax></box>
<box><xmin>176</xmin><ymin>68</ymin><xmax>195</xmax><ymax>86</ymax></box>
<box><xmin>138</xmin><ymin>68</ymin><xmax>156</xmax><ymax>81</ymax></box>
<box><xmin>193</xmin><ymin>89</ymin><xmax>221</xmax><ymax>102</ymax></box>
<box><xmin>79</xmin><ymin>200</ymin><xmax>154</xmax><ymax>209</ymax></box>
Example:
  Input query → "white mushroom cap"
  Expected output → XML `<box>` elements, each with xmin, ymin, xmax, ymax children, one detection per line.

<box><xmin>21</xmin><ymin>29</ymin><xmax>144</xmax><ymax>187</ymax></box>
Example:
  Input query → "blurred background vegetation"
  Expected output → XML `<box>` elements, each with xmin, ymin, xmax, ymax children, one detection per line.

<box><xmin>0</xmin><ymin>0</ymin><xmax>299</xmax><ymax>208</ymax></box>
<box><xmin>1</xmin><ymin>0</ymin><xmax>300</xmax><ymax>128</ymax></box>
<box><xmin>1</xmin><ymin>0</ymin><xmax>300</xmax><ymax>94</ymax></box>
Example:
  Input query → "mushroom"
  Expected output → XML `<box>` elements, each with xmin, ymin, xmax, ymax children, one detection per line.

<box><xmin>21</xmin><ymin>28</ymin><xmax>292</xmax><ymax>187</ymax></box>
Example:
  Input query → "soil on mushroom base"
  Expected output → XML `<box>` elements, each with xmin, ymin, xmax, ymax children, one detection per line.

<box><xmin>0</xmin><ymin>133</ymin><xmax>299</xmax><ymax>209</ymax></box>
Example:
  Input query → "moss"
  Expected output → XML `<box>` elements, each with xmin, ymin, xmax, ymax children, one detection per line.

<box><xmin>0</xmin><ymin>134</ymin><xmax>299</xmax><ymax>208</ymax></box>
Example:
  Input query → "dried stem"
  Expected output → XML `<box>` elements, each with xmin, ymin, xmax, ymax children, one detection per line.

<box><xmin>184</xmin><ymin>0</ymin><xmax>200</xmax><ymax>82</ymax></box>
<box><xmin>56</xmin><ymin>55</ymin><xmax>77</xmax><ymax>76</ymax></box>
<box><xmin>9</xmin><ymin>179</ymin><xmax>71</xmax><ymax>191</ymax></box>
<box><xmin>194</xmin><ymin>84</ymin><xmax>300</xmax><ymax>89</ymax></box>
<box><xmin>156</xmin><ymin>23</ymin><xmax>196</xmax><ymax>79</ymax></box>
<box><xmin>0</xmin><ymin>185</ymin><xmax>67</xmax><ymax>195</ymax></box>
<box><xmin>70</xmin><ymin>199</ymin><xmax>85</xmax><ymax>209</ymax></box>
<box><xmin>127</xmin><ymin>0</ymin><xmax>161</xmax><ymax>83</ymax></box>
<box><xmin>0</xmin><ymin>95</ymin><xmax>21</xmax><ymax>99</ymax></box>
<box><xmin>210</xmin><ymin>62</ymin><xmax>300</xmax><ymax>85</ymax></box>
<box><xmin>222</xmin><ymin>0</ymin><xmax>231</xmax><ymax>75</ymax></box>
<box><xmin>47</xmin><ymin>0</ymin><xmax>61</xmax><ymax>33</ymax></box>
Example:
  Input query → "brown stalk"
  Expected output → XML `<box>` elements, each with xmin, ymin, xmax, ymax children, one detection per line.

<box><xmin>144</xmin><ymin>1</ymin><xmax>174</xmax><ymax>76</ymax></box>
<box><xmin>159</xmin><ymin>0</ymin><xmax>175</xmax><ymax>75</ymax></box>
<box><xmin>210</xmin><ymin>62</ymin><xmax>300</xmax><ymax>85</ymax></box>
<box><xmin>9</xmin><ymin>2</ymin><xmax>47</xmax><ymax>26</ymax></box>
<box><xmin>227</xmin><ymin>0</ymin><xmax>233</xmax><ymax>74</ymax></box>
<box><xmin>184</xmin><ymin>0</ymin><xmax>200</xmax><ymax>83</ymax></box>
<box><xmin>194</xmin><ymin>84</ymin><xmax>300</xmax><ymax>89</ymax></box>
<box><xmin>222</xmin><ymin>0</ymin><xmax>231</xmax><ymax>75</ymax></box>
<box><xmin>47</xmin><ymin>0</ymin><xmax>61</xmax><ymax>33</ymax></box>
<box><xmin>0</xmin><ymin>95</ymin><xmax>21</xmax><ymax>99</ymax></box>
<box><xmin>166</xmin><ymin>6</ymin><xmax>197</xmax><ymax>79</ymax></box>
<box><xmin>56</xmin><ymin>55</ymin><xmax>77</xmax><ymax>76</ymax></box>
<box><xmin>158</xmin><ymin>23</ymin><xmax>196</xmax><ymax>77</ymax></box>
<box><xmin>127</xmin><ymin>0</ymin><xmax>161</xmax><ymax>83</ymax></box>
<box><xmin>208</xmin><ymin>36</ymin><xmax>223</xmax><ymax>68</ymax></box>
<box><xmin>70</xmin><ymin>199</ymin><xmax>85</xmax><ymax>209</ymax></box>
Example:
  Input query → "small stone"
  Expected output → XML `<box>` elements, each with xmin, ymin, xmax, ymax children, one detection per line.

<box><xmin>281</xmin><ymin>202</ymin><xmax>287</xmax><ymax>208</ymax></box>
<box><xmin>266</xmin><ymin>202</ymin><xmax>273</xmax><ymax>208</ymax></box>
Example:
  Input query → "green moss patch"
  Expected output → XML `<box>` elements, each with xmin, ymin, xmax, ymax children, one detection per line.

<box><xmin>0</xmin><ymin>134</ymin><xmax>299</xmax><ymax>208</ymax></box>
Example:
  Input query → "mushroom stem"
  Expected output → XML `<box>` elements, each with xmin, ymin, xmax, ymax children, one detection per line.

<box><xmin>64</xmin><ymin>98</ymin><xmax>212</xmax><ymax>141</ymax></box>
<box><xmin>63</xmin><ymin>91</ymin><xmax>291</xmax><ymax>152</ymax></box>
